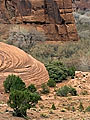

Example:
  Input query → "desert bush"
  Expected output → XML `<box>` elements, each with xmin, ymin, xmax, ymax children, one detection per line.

<box><xmin>51</xmin><ymin>103</ymin><xmax>56</xmax><ymax>110</ymax></box>
<box><xmin>71</xmin><ymin>106</ymin><xmax>76</xmax><ymax>112</ymax></box>
<box><xmin>78</xmin><ymin>102</ymin><xmax>84</xmax><ymax>112</ymax></box>
<box><xmin>27</xmin><ymin>84</ymin><xmax>37</xmax><ymax>93</ymax></box>
<box><xmin>56</xmin><ymin>85</ymin><xmax>77</xmax><ymax>97</ymax></box>
<box><xmin>68</xmin><ymin>66</ymin><xmax>76</xmax><ymax>79</ymax></box>
<box><xmin>85</xmin><ymin>106</ymin><xmax>90</xmax><ymax>112</ymax></box>
<box><xmin>3</xmin><ymin>74</ymin><xmax>26</xmax><ymax>93</ymax></box>
<box><xmin>45</xmin><ymin>61</ymin><xmax>68</xmax><ymax>83</ymax></box>
<box><xmin>8</xmin><ymin>27</ymin><xmax>47</xmax><ymax>52</ymax></box>
<box><xmin>41</xmin><ymin>83</ymin><xmax>49</xmax><ymax>94</ymax></box>
<box><xmin>47</xmin><ymin>79</ymin><xmax>56</xmax><ymax>87</ymax></box>
<box><xmin>69</xmin><ymin>86</ymin><xmax>77</xmax><ymax>96</ymax></box>
<box><xmin>56</xmin><ymin>85</ymin><xmax>70</xmax><ymax>97</ymax></box>
<box><xmin>8</xmin><ymin>90</ymin><xmax>41</xmax><ymax>117</ymax></box>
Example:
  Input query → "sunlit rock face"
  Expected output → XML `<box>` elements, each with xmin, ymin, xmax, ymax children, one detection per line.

<box><xmin>0</xmin><ymin>42</ymin><xmax>49</xmax><ymax>91</ymax></box>
<box><xmin>0</xmin><ymin>0</ymin><xmax>78</xmax><ymax>41</ymax></box>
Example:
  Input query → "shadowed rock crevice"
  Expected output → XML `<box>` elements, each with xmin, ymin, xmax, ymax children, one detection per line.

<box><xmin>44</xmin><ymin>0</ymin><xmax>65</xmax><ymax>24</ymax></box>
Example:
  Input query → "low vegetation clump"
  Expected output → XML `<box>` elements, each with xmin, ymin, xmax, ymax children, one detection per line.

<box><xmin>78</xmin><ymin>102</ymin><xmax>84</xmax><ymax>112</ymax></box>
<box><xmin>27</xmin><ymin>84</ymin><xmax>37</xmax><ymax>93</ymax></box>
<box><xmin>46</xmin><ymin>61</ymin><xmax>76</xmax><ymax>83</ymax></box>
<box><xmin>56</xmin><ymin>85</ymin><xmax>77</xmax><ymax>97</ymax></box>
<box><xmin>68</xmin><ymin>66</ymin><xmax>76</xmax><ymax>79</ymax></box>
<box><xmin>71</xmin><ymin>106</ymin><xmax>76</xmax><ymax>112</ymax></box>
<box><xmin>85</xmin><ymin>106</ymin><xmax>90</xmax><ymax>112</ymax></box>
<box><xmin>47</xmin><ymin>79</ymin><xmax>56</xmax><ymax>87</ymax></box>
<box><xmin>3</xmin><ymin>74</ymin><xmax>41</xmax><ymax>118</ymax></box>
<box><xmin>41</xmin><ymin>83</ymin><xmax>50</xmax><ymax>94</ymax></box>
<box><xmin>40</xmin><ymin>113</ymin><xmax>49</xmax><ymax>118</ymax></box>
<box><xmin>51</xmin><ymin>103</ymin><xmax>56</xmax><ymax>110</ymax></box>
<box><xmin>3</xmin><ymin>74</ymin><xmax>26</xmax><ymax>93</ymax></box>
<box><xmin>46</xmin><ymin>61</ymin><xmax>75</xmax><ymax>83</ymax></box>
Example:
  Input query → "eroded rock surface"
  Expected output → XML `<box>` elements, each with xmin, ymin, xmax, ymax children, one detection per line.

<box><xmin>0</xmin><ymin>0</ymin><xmax>78</xmax><ymax>41</ymax></box>
<box><xmin>73</xmin><ymin>0</ymin><xmax>90</xmax><ymax>10</ymax></box>
<box><xmin>0</xmin><ymin>42</ymin><xmax>49</xmax><ymax>91</ymax></box>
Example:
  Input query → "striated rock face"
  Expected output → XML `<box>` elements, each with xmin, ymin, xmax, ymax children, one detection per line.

<box><xmin>73</xmin><ymin>0</ymin><xmax>90</xmax><ymax>10</ymax></box>
<box><xmin>0</xmin><ymin>0</ymin><xmax>78</xmax><ymax>41</ymax></box>
<box><xmin>0</xmin><ymin>42</ymin><xmax>49</xmax><ymax>91</ymax></box>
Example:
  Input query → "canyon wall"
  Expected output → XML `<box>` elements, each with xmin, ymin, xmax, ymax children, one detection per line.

<box><xmin>0</xmin><ymin>0</ymin><xmax>78</xmax><ymax>41</ymax></box>
<box><xmin>73</xmin><ymin>0</ymin><xmax>90</xmax><ymax>11</ymax></box>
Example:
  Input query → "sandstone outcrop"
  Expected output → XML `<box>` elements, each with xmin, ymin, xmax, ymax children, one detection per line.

<box><xmin>0</xmin><ymin>42</ymin><xmax>49</xmax><ymax>91</ymax></box>
<box><xmin>0</xmin><ymin>0</ymin><xmax>78</xmax><ymax>41</ymax></box>
<box><xmin>73</xmin><ymin>0</ymin><xmax>90</xmax><ymax>10</ymax></box>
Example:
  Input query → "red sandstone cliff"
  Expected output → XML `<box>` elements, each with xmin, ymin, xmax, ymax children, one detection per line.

<box><xmin>73</xmin><ymin>0</ymin><xmax>90</xmax><ymax>10</ymax></box>
<box><xmin>0</xmin><ymin>0</ymin><xmax>78</xmax><ymax>41</ymax></box>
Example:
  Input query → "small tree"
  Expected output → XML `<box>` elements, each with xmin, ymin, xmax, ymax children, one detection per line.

<box><xmin>3</xmin><ymin>74</ymin><xmax>26</xmax><ymax>93</ymax></box>
<box><xmin>8</xmin><ymin>90</ymin><xmax>41</xmax><ymax>117</ymax></box>
<box><xmin>27</xmin><ymin>84</ymin><xmax>37</xmax><ymax>93</ymax></box>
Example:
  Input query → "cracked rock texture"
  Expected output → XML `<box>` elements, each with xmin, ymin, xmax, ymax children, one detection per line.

<box><xmin>0</xmin><ymin>0</ymin><xmax>78</xmax><ymax>41</ymax></box>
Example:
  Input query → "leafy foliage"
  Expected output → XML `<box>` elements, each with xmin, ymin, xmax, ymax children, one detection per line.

<box><xmin>56</xmin><ymin>85</ymin><xmax>77</xmax><ymax>97</ymax></box>
<box><xmin>8</xmin><ymin>90</ymin><xmax>41</xmax><ymax>117</ymax></box>
<box><xmin>41</xmin><ymin>83</ymin><xmax>49</xmax><ymax>94</ymax></box>
<box><xmin>47</xmin><ymin>79</ymin><xmax>56</xmax><ymax>87</ymax></box>
<box><xmin>68</xmin><ymin>66</ymin><xmax>76</xmax><ymax>79</ymax></box>
<box><xmin>3</xmin><ymin>74</ymin><xmax>26</xmax><ymax>93</ymax></box>
<box><xmin>69</xmin><ymin>86</ymin><xmax>77</xmax><ymax>96</ymax></box>
<box><xmin>45</xmin><ymin>61</ymin><xmax>68</xmax><ymax>83</ymax></box>
<box><xmin>27</xmin><ymin>84</ymin><xmax>37</xmax><ymax>93</ymax></box>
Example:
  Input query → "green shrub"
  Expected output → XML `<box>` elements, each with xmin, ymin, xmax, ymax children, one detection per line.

<box><xmin>71</xmin><ymin>106</ymin><xmax>76</xmax><ymax>112</ymax></box>
<box><xmin>79</xmin><ymin>102</ymin><xmax>84</xmax><ymax>112</ymax></box>
<box><xmin>56</xmin><ymin>85</ymin><xmax>70</xmax><ymax>97</ymax></box>
<box><xmin>47</xmin><ymin>79</ymin><xmax>56</xmax><ymax>87</ymax></box>
<box><xmin>41</xmin><ymin>83</ymin><xmax>49</xmax><ymax>94</ymax></box>
<box><xmin>85</xmin><ymin>106</ymin><xmax>90</xmax><ymax>112</ymax></box>
<box><xmin>51</xmin><ymin>103</ymin><xmax>56</xmax><ymax>110</ymax></box>
<box><xmin>3</xmin><ymin>74</ymin><xmax>26</xmax><ymax>93</ymax></box>
<box><xmin>69</xmin><ymin>86</ymin><xmax>77</xmax><ymax>96</ymax></box>
<box><xmin>8</xmin><ymin>90</ymin><xmax>41</xmax><ymax>117</ymax></box>
<box><xmin>45</xmin><ymin>61</ymin><xmax>68</xmax><ymax>83</ymax></box>
<box><xmin>27</xmin><ymin>84</ymin><xmax>37</xmax><ymax>93</ymax></box>
<box><xmin>68</xmin><ymin>66</ymin><xmax>76</xmax><ymax>79</ymax></box>
<box><xmin>56</xmin><ymin>85</ymin><xmax>77</xmax><ymax>97</ymax></box>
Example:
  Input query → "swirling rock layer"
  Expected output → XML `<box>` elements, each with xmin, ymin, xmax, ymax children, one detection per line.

<box><xmin>0</xmin><ymin>42</ymin><xmax>49</xmax><ymax>91</ymax></box>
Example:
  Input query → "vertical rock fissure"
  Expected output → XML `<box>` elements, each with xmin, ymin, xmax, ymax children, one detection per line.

<box><xmin>62</xmin><ymin>0</ymin><xmax>70</xmax><ymax>40</ymax></box>
<box><xmin>44</xmin><ymin>0</ymin><xmax>64</xmax><ymax>24</ymax></box>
